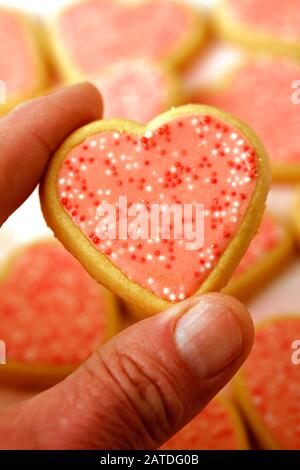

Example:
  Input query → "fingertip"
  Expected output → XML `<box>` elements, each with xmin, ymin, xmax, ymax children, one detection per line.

<box><xmin>174</xmin><ymin>292</ymin><xmax>254</xmax><ymax>380</ymax></box>
<box><xmin>204</xmin><ymin>293</ymin><xmax>255</xmax><ymax>357</ymax></box>
<box><xmin>54</xmin><ymin>81</ymin><xmax>103</xmax><ymax>119</ymax></box>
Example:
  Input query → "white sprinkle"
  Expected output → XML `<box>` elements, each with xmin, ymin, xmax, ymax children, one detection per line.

<box><xmin>145</xmin><ymin>130</ymin><xmax>153</xmax><ymax>139</ymax></box>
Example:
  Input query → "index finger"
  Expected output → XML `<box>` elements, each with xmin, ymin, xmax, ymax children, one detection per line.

<box><xmin>0</xmin><ymin>82</ymin><xmax>103</xmax><ymax>226</ymax></box>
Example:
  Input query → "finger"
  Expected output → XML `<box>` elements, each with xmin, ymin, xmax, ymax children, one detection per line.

<box><xmin>0</xmin><ymin>293</ymin><xmax>254</xmax><ymax>449</ymax></box>
<box><xmin>0</xmin><ymin>82</ymin><xmax>102</xmax><ymax>226</ymax></box>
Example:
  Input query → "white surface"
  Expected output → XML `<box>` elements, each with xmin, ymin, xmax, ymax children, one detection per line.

<box><xmin>0</xmin><ymin>0</ymin><xmax>216</xmax><ymax>15</ymax></box>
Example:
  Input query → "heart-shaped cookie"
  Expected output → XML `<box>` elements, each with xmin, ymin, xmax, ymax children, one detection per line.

<box><xmin>195</xmin><ymin>57</ymin><xmax>300</xmax><ymax>181</ymax></box>
<box><xmin>0</xmin><ymin>7</ymin><xmax>48</xmax><ymax>114</ymax></box>
<box><xmin>224</xmin><ymin>213</ymin><xmax>294</xmax><ymax>300</ymax></box>
<box><xmin>49</xmin><ymin>0</ymin><xmax>206</xmax><ymax>81</ymax></box>
<box><xmin>40</xmin><ymin>105</ymin><xmax>271</xmax><ymax>314</ymax></box>
<box><xmin>160</xmin><ymin>397</ymin><xmax>248</xmax><ymax>450</ymax></box>
<box><xmin>291</xmin><ymin>187</ymin><xmax>300</xmax><ymax>246</ymax></box>
<box><xmin>0</xmin><ymin>240</ymin><xmax>119</xmax><ymax>387</ymax></box>
<box><xmin>234</xmin><ymin>315</ymin><xmax>300</xmax><ymax>450</ymax></box>
<box><xmin>214</xmin><ymin>0</ymin><xmax>300</xmax><ymax>57</ymax></box>
<box><xmin>93</xmin><ymin>58</ymin><xmax>182</xmax><ymax>122</ymax></box>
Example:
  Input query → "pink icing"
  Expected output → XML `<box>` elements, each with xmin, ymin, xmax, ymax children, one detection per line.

<box><xmin>57</xmin><ymin>114</ymin><xmax>258</xmax><ymax>302</ymax></box>
<box><xmin>58</xmin><ymin>0</ymin><xmax>194</xmax><ymax>75</ymax></box>
<box><xmin>233</xmin><ymin>214</ymin><xmax>284</xmax><ymax>278</ymax></box>
<box><xmin>0</xmin><ymin>242</ymin><xmax>107</xmax><ymax>365</ymax></box>
<box><xmin>94</xmin><ymin>60</ymin><xmax>170</xmax><ymax>122</ymax></box>
<box><xmin>227</xmin><ymin>0</ymin><xmax>300</xmax><ymax>40</ymax></box>
<box><xmin>0</xmin><ymin>9</ymin><xmax>37</xmax><ymax>98</ymax></box>
<box><xmin>244</xmin><ymin>318</ymin><xmax>300</xmax><ymax>450</ymax></box>
<box><xmin>198</xmin><ymin>59</ymin><xmax>300</xmax><ymax>166</ymax></box>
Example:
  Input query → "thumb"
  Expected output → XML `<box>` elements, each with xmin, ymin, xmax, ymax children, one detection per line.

<box><xmin>0</xmin><ymin>293</ymin><xmax>254</xmax><ymax>450</ymax></box>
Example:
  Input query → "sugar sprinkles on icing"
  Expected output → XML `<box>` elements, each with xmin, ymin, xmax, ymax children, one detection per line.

<box><xmin>57</xmin><ymin>115</ymin><xmax>258</xmax><ymax>302</ymax></box>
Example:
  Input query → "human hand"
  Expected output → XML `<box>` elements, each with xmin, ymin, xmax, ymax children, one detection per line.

<box><xmin>0</xmin><ymin>83</ymin><xmax>254</xmax><ymax>449</ymax></box>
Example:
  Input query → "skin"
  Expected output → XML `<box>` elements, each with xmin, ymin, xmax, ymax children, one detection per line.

<box><xmin>0</xmin><ymin>83</ymin><xmax>254</xmax><ymax>450</ymax></box>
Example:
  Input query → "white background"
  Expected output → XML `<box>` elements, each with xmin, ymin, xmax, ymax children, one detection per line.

<box><xmin>0</xmin><ymin>0</ymin><xmax>216</xmax><ymax>15</ymax></box>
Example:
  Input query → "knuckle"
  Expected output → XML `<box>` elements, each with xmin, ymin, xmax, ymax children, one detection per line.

<box><xmin>74</xmin><ymin>346</ymin><xmax>188</xmax><ymax>449</ymax></box>
<box><xmin>101</xmin><ymin>346</ymin><xmax>187</xmax><ymax>447</ymax></box>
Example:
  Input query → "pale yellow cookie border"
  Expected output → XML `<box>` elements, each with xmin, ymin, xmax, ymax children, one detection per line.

<box><xmin>291</xmin><ymin>186</ymin><xmax>300</xmax><ymax>243</ymax></box>
<box><xmin>192</xmin><ymin>54</ymin><xmax>300</xmax><ymax>183</ymax></box>
<box><xmin>213</xmin><ymin>0</ymin><xmax>300</xmax><ymax>59</ymax></box>
<box><xmin>223</xmin><ymin>213</ymin><xmax>295</xmax><ymax>301</ymax></box>
<box><xmin>0</xmin><ymin>6</ymin><xmax>49</xmax><ymax>116</ymax></box>
<box><xmin>123</xmin><ymin>301</ymin><xmax>148</xmax><ymax>321</ymax></box>
<box><xmin>233</xmin><ymin>314</ymin><xmax>300</xmax><ymax>450</ymax></box>
<box><xmin>40</xmin><ymin>104</ymin><xmax>271</xmax><ymax>315</ymax></box>
<box><xmin>46</xmin><ymin>0</ymin><xmax>207</xmax><ymax>83</ymax></box>
<box><xmin>0</xmin><ymin>238</ymin><xmax>120</xmax><ymax>388</ymax></box>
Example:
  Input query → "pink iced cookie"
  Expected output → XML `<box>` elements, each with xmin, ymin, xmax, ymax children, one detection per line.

<box><xmin>0</xmin><ymin>240</ymin><xmax>119</xmax><ymax>387</ymax></box>
<box><xmin>0</xmin><ymin>7</ymin><xmax>47</xmax><ymax>113</ymax></box>
<box><xmin>93</xmin><ymin>59</ymin><xmax>180</xmax><ymax>122</ymax></box>
<box><xmin>196</xmin><ymin>58</ymin><xmax>300</xmax><ymax>181</ymax></box>
<box><xmin>235</xmin><ymin>316</ymin><xmax>300</xmax><ymax>449</ymax></box>
<box><xmin>49</xmin><ymin>0</ymin><xmax>205</xmax><ymax>80</ymax></box>
<box><xmin>41</xmin><ymin>105</ymin><xmax>270</xmax><ymax>315</ymax></box>
<box><xmin>224</xmin><ymin>213</ymin><xmax>294</xmax><ymax>299</ymax></box>
<box><xmin>214</xmin><ymin>0</ymin><xmax>300</xmax><ymax>57</ymax></box>
<box><xmin>182</xmin><ymin>42</ymin><xmax>243</xmax><ymax>95</ymax></box>
<box><xmin>160</xmin><ymin>398</ymin><xmax>248</xmax><ymax>450</ymax></box>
